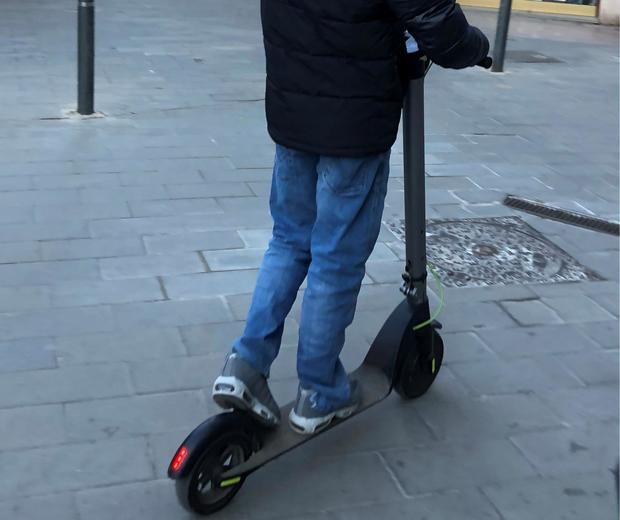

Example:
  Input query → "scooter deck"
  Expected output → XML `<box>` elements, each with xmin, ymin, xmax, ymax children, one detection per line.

<box><xmin>221</xmin><ymin>364</ymin><xmax>391</xmax><ymax>479</ymax></box>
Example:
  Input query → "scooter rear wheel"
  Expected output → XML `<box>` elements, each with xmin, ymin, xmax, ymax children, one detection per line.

<box><xmin>395</xmin><ymin>328</ymin><xmax>444</xmax><ymax>399</ymax></box>
<box><xmin>175</xmin><ymin>429</ymin><xmax>253</xmax><ymax>515</ymax></box>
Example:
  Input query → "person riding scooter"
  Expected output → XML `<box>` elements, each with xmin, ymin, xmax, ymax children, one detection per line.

<box><xmin>212</xmin><ymin>0</ymin><xmax>489</xmax><ymax>435</ymax></box>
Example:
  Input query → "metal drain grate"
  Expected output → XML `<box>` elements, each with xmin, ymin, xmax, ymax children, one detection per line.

<box><xmin>384</xmin><ymin>216</ymin><xmax>603</xmax><ymax>288</ymax></box>
<box><xmin>503</xmin><ymin>195</ymin><xmax>620</xmax><ymax>236</ymax></box>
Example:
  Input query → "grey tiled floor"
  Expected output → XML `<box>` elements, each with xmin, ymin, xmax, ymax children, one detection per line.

<box><xmin>0</xmin><ymin>1</ymin><xmax>618</xmax><ymax>519</ymax></box>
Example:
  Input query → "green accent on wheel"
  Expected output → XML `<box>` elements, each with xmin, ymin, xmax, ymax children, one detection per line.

<box><xmin>219</xmin><ymin>477</ymin><xmax>241</xmax><ymax>488</ymax></box>
<box><xmin>431</xmin><ymin>358</ymin><xmax>436</xmax><ymax>374</ymax></box>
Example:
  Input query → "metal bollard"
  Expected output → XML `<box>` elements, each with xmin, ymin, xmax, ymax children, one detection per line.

<box><xmin>492</xmin><ymin>0</ymin><xmax>512</xmax><ymax>73</ymax></box>
<box><xmin>77</xmin><ymin>0</ymin><xmax>95</xmax><ymax>114</ymax></box>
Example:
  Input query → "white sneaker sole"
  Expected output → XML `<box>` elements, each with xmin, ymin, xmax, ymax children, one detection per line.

<box><xmin>288</xmin><ymin>402</ymin><xmax>359</xmax><ymax>436</ymax></box>
<box><xmin>213</xmin><ymin>375</ymin><xmax>280</xmax><ymax>427</ymax></box>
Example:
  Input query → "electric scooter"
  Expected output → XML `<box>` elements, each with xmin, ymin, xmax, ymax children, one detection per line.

<box><xmin>168</xmin><ymin>42</ymin><xmax>493</xmax><ymax>515</ymax></box>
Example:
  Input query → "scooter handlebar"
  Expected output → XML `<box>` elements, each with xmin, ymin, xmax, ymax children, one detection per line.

<box><xmin>477</xmin><ymin>56</ymin><xmax>493</xmax><ymax>69</ymax></box>
<box><xmin>405</xmin><ymin>54</ymin><xmax>493</xmax><ymax>80</ymax></box>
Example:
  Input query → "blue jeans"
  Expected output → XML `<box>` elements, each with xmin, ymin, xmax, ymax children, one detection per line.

<box><xmin>233</xmin><ymin>144</ymin><xmax>390</xmax><ymax>411</ymax></box>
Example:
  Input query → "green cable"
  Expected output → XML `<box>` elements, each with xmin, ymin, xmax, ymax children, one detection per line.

<box><xmin>412</xmin><ymin>264</ymin><xmax>445</xmax><ymax>331</ymax></box>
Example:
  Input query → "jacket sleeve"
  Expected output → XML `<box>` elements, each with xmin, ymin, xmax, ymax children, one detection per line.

<box><xmin>386</xmin><ymin>0</ymin><xmax>489</xmax><ymax>69</ymax></box>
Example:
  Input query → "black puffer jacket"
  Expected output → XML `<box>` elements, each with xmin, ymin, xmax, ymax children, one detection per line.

<box><xmin>261</xmin><ymin>0</ymin><xmax>489</xmax><ymax>156</ymax></box>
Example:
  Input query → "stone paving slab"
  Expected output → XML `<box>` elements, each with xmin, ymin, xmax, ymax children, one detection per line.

<box><xmin>226</xmin><ymin>450</ymin><xmax>404</xmax><ymax>519</ymax></box>
<box><xmin>0</xmin><ymin>437</ymin><xmax>153</xmax><ymax>499</ymax></box>
<box><xmin>52</xmin><ymin>278</ymin><xmax>164</xmax><ymax>307</ymax></box>
<box><xmin>0</xmin><ymin>337</ymin><xmax>56</xmax><ymax>372</ymax></box>
<box><xmin>449</xmin><ymin>356</ymin><xmax>586</xmax><ymax>395</ymax></box>
<box><xmin>74</xmin><ymin>480</ymin><xmax>230</xmax><ymax>520</ymax></box>
<box><xmin>0</xmin><ymin>404</ymin><xmax>66</xmax><ymax>451</ymax></box>
<box><xmin>578</xmin><ymin>320</ymin><xmax>620</xmax><ymax>349</ymax></box>
<box><xmin>332</xmin><ymin>491</ymin><xmax>503</xmax><ymax>520</ymax></box>
<box><xmin>0</xmin><ymin>285</ymin><xmax>52</xmax><ymax>313</ymax></box>
<box><xmin>64</xmin><ymin>390</ymin><xmax>208</xmax><ymax>442</ymax></box>
<box><xmin>537</xmin><ymin>385</ymin><xmax>619</xmax><ymax>426</ymax></box>
<box><xmin>143</xmin><ymin>229</ymin><xmax>244</xmax><ymax>254</ymax></box>
<box><xmin>510</xmin><ymin>420</ymin><xmax>619</xmax><ymax>477</ymax></box>
<box><xmin>381</xmin><ymin>438</ymin><xmax>538</xmax><ymax>495</ymax></box>
<box><xmin>0</xmin><ymin>1</ymin><xmax>618</xmax><ymax>519</ymax></box>
<box><xmin>55</xmin><ymin>328</ymin><xmax>186</xmax><ymax>365</ymax></box>
<box><xmin>482</xmin><ymin>472</ymin><xmax>617</xmax><ymax>520</ymax></box>
<box><xmin>41</xmin><ymin>237</ymin><xmax>145</xmax><ymax>261</ymax></box>
<box><xmin>0</xmin><ymin>493</ymin><xmax>80</xmax><ymax>520</ymax></box>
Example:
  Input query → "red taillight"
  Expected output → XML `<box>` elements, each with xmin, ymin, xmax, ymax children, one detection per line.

<box><xmin>171</xmin><ymin>446</ymin><xmax>188</xmax><ymax>472</ymax></box>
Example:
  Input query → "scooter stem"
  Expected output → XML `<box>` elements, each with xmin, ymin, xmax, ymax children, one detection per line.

<box><xmin>401</xmin><ymin>55</ymin><xmax>428</xmax><ymax>306</ymax></box>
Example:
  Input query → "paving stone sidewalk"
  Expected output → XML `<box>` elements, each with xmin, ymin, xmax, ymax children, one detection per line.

<box><xmin>0</xmin><ymin>1</ymin><xmax>618</xmax><ymax>519</ymax></box>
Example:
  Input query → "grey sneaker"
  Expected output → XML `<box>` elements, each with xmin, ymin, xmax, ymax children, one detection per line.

<box><xmin>212</xmin><ymin>354</ymin><xmax>281</xmax><ymax>427</ymax></box>
<box><xmin>288</xmin><ymin>381</ymin><xmax>361</xmax><ymax>435</ymax></box>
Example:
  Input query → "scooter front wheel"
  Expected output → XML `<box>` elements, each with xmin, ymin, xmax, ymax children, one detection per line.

<box><xmin>395</xmin><ymin>328</ymin><xmax>444</xmax><ymax>399</ymax></box>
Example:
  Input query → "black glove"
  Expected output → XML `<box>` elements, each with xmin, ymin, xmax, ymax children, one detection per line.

<box><xmin>387</xmin><ymin>0</ymin><xmax>491</xmax><ymax>70</ymax></box>
<box><xmin>434</xmin><ymin>26</ymin><xmax>490</xmax><ymax>69</ymax></box>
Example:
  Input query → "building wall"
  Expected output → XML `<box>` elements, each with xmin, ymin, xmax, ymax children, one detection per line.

<box><xmin>599</xmin><ymin>0</ymin><xmax>620</xmax><ymax>25</ymax></box>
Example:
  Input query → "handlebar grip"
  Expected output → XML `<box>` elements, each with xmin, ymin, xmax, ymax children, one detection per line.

<box><xmin>478</xmin><ymin>57</ymin><xmax>493</xmax><ymax>69</ymax></box>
